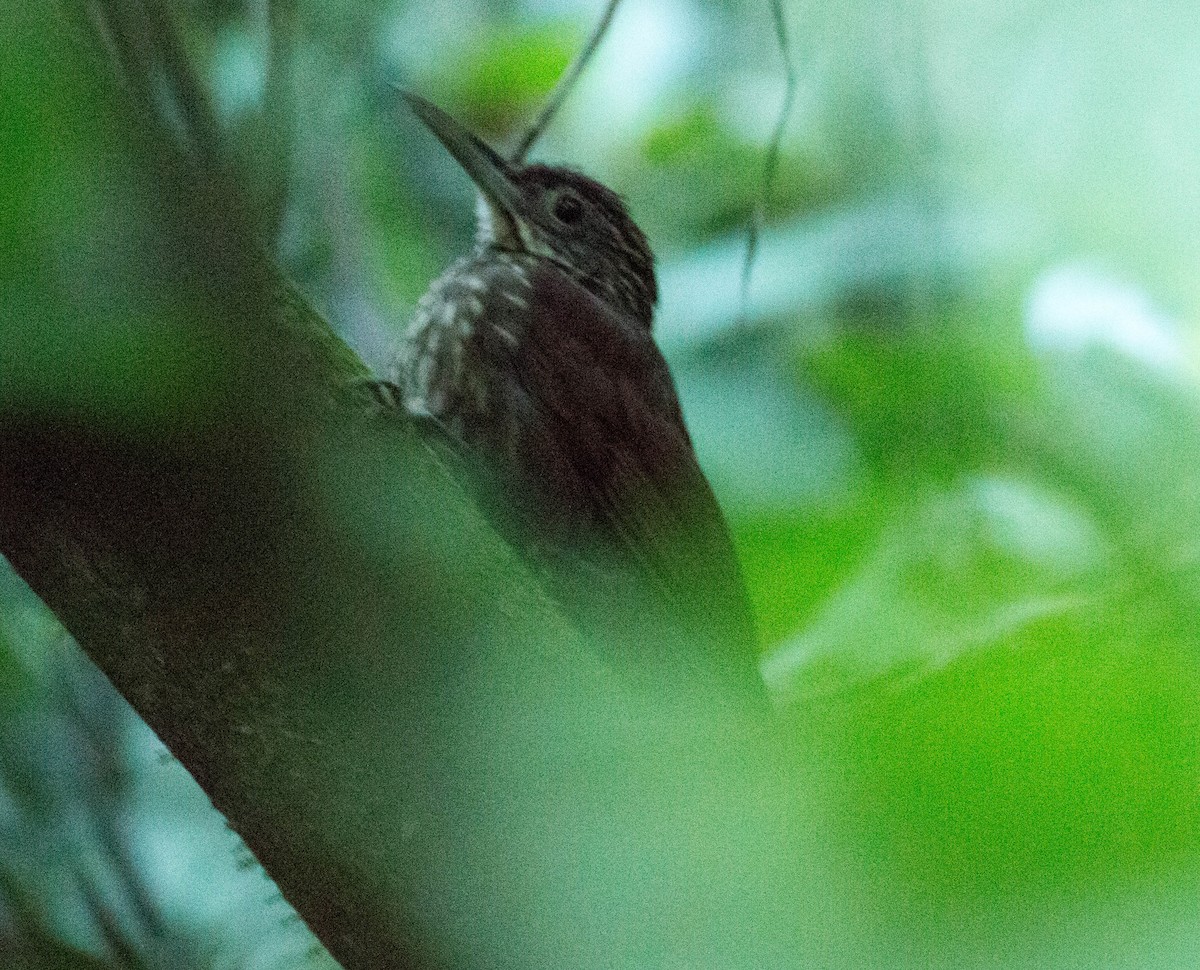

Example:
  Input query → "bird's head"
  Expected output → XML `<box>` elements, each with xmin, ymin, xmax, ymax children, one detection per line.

<box><xmin>405</xmin><ymin>93</ymin><xmax>658</xmax><ymax>329</ymax></box>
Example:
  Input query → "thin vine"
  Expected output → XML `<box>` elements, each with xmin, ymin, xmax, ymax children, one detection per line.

<box><xmin>510</xmin><ymin>0</ymin><xmax>624</xmax><ymax>162</ymax></box>
<box><xmin>738</xmin><ymin>0</ymin><xmax>798</xmax><ymax>324</ymax></box>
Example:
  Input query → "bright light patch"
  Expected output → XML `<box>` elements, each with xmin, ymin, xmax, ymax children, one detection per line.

<box><xmin>1026</xmin><ymin>265</ymin><xmax>1192</xmax><ymax>380</ymax></box>
<box><xmin>210</xmin><ymin>30</ymin><xmax>265</xmax><ymax>120</ymax></box>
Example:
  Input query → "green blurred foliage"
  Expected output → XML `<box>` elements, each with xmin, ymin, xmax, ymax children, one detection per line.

<box><xmin>440</xmin><ymin>20</ymin><xmax>576</xmax><ymax>130</ymax></box>
<box><xmin>0</xmin><ymin>8</ymin><xmax>230</xmax><ymax>431</ymax></box>
<box><xmin>639</xmin><ymin>99</ymin><xmax>846</xmax><ymax>244</ymax></box>
<box><xmin>7</xmin><ymin>0</ymin><xmax>1200</xmax><ymax>966</ymax></box>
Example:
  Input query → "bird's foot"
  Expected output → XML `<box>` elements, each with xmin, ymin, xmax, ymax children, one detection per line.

<box><xmin>355</xmin><ymin>377</ymin><xmax>405</xmax><ymax>417</ymax></box>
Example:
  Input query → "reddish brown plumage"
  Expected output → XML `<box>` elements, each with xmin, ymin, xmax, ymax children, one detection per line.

<box><xmin>396</xmin><ymin>97</ymin><xmax>759</xmax><ymax>687</ymax></box>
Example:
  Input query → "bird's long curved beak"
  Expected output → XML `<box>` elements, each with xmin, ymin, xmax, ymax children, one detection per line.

<box><xmin>403</xmin><ymin>92</ymin><xmax>529</xmax><ymax>229</ymax></box>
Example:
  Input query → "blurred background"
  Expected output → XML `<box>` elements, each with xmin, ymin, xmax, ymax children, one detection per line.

<box><xmin>6</xmin><ymin>0</ymin><xmax>1200</xmax><ymax>965</ymax></box>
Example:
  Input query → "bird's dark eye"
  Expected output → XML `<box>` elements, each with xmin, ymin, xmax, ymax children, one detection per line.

<box><xmin>552</xmin><ymin>192</ymin><xmax>584</xmax><ymax>224</ymax></box>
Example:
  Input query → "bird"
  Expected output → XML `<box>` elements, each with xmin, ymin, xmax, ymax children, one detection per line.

<box><xmin>389</xmin><ymin>93</ymin><xmax>759</xmax><ymax>691</ymax></box>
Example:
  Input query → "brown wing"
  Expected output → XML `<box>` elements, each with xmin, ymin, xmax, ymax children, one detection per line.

<box><xmin>405</xmin><ymin>256</ymin><xmax>759</xmax><ymax>685</ymax></box>
<box><xmin>505</xmin><ymin>263</ymin><xmax>758</xmax><ymax>664</ymax></box>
